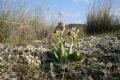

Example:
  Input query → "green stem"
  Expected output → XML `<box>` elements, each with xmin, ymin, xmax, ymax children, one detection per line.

<box><xmin>69</xmin><ymin>36</ymin><xmax>74</xmax><ymax>54</ymax></box>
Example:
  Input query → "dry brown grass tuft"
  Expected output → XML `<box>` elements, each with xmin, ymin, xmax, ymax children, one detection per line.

<box><xmin>0</xmin><ymin>0</ymin><xmax>54</xmax><ymax>44</ymax></box>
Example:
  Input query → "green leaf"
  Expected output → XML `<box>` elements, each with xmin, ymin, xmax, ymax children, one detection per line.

<box><xmin>53</xmin><ymin>44</ymin><xmax>59</xmax><ymax>60</ymax></box>
<box><xmin>67</xmin><ymin>52</ymin><xmax>84</xmax><ymax>62</ymax></box>
<box><xmin>73</xmin><ymin>52</ymin><xmax>84</xmax><ymax>61</ymax></box>
<box><xmin>59</xmin><ymin>43</ymin><xmax>65</xmax><ymax>63</ymax></box>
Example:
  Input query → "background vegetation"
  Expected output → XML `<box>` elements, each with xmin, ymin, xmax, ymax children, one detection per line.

<box><xmin>0</xmin><ymin>0</ymin><xmax>55</xmax><ymax>44</ymax></box>
<box><xmin>85</xmin><ymin>0</ymin><xmax>120</xmax><ymax>35</ymax></box>
<box><xmin>0</xmin><ymin>0</ymin><xmax>120</xmax><ymax>44</ymax></box>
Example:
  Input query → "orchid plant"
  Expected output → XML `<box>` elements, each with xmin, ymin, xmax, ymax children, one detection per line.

<box><xmin>48</xmin><ymin>22</ymin><xmax>84</xmax><ymax>71</ymax></box>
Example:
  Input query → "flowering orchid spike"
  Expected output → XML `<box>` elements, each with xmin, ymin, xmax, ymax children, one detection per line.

<box><xmin>56</xmin><ymin>22</ymin><xmax>65</xmax><ymax>31</ymax></box>
<box><xmin>59</xmin><ymin>22</ymin><xmax>65</xmax><ymax>31</ymax></box>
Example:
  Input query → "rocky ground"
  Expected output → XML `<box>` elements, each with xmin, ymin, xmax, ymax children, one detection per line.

<box><xmin>0</xmin><ymin>34</ymin><xmax>120</xmax><ymax>80</ymax></box>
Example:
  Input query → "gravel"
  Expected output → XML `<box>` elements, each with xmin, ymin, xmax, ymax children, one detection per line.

<box><xmin>0</xmin><ymin>34</ymin><xmax>120</xmax><ymax>80</ymax></box>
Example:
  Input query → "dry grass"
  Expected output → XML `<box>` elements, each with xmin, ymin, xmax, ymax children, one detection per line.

<box><xmin>0</xmin><ymin>0</ymin><xmax>54</xmax><ymax>45</ymax></box>
<box><xmin>85</xmin><ymin>0</ymin><xmax>120</xmax><ymax>35</ymax></box>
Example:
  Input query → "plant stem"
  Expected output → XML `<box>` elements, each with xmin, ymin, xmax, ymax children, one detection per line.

<box><xmin>69</xmin><ymin>36</ymin><xmax>73</xmax><ymax>54</ymax></box>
